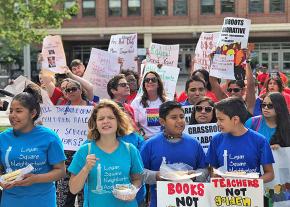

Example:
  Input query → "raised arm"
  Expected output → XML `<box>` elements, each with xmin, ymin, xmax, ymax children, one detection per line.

<box><xmin>244</xmin><ymin>51</ymin><xmax>256</xmax><ymax>115</ymax></box>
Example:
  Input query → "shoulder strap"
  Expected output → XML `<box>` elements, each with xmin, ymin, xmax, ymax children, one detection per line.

<box><xmin>251</xmin><ymin>115</ymin><xmax>262</xmax><ymax>131</ymax></box>
<box><xmin>125</xmin><ymin>142</ymin><xmax>132</xmax><ymax>170</ymax></box>
<box><xmin>88</xmin><ymin>143</ymin><xmax>91</xmax><ymax>155</ymax></box>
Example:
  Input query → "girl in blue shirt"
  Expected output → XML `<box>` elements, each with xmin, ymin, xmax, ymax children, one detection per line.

<box><xmin>0</xmin><ymin>84</ymin><xmax>66</xmax><ymax>207</ymax></box>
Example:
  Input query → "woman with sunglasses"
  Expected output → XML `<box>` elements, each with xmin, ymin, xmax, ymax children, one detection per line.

<box><xmin>131</xmin><ymin>71</ymin><xmax>167</xmax><ymax>139</ymax></box>
<box><xmin>190</xmin><ymin>97</ymin><xmax>217</xmax><ymax>124</ymax></box>
<box><xmin>245</xmin><ymin>92</ymin><xmax>290</xmax><ymax>149</ymax></box>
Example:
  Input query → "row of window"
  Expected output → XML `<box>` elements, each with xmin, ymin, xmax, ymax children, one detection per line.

<box><xmin>65</xmin><ymin>0</ymin><xmax>285</xmax><ymax>17</ymax></box>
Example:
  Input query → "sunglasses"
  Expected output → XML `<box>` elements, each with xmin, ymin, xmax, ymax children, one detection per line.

<box><xmin>118</xmin><ymin>82</ymin><xmax>129</xmax><ymax>87</ymax></box>
<box><xmin>227</xmin><ymin>88</ymin><xmax>242</xmax><ymax>93</ymax></box>
<box><xmin>195</xmin><ymin>105</ymin><xmax>213</xmax><ymax>113</ymax></box>
<box><xmin>261</xmin><ymin>103</ymin><xmax>274</xmax><ymax>109</ymax></box>
<box><xmin>65</xmin><ymin>87</ymin><xmax>79</xmax><ymax>93</ymax></box>
<box><xmin>144</xmin><ymin>77</ymin><xmax>158</xmax><ymax>83</ymax></box>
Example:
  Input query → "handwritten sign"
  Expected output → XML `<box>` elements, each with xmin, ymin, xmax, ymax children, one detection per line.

<box><xmin>83</xmin><ymin>48</ymin><xmax>120</xmax><ymax>99</ymax></box>
<box><xmin>182</xmin><ymin>105</ymin><xmax>194</xmax><ymax>125</ymax></box>
<box><xmin>40</xmin><ymin>105</ymin><xmax>93</xmax><ymax>151</ymax></box>
<box><xmin>210</xmin><ymin>178</ymin><xmax>263</xmax><ymax>207</ymax></box>
<box><xmin>265</xmin><ymin>147</ymin><xmax>290</xmax><ymax>206</ymax></box>
<box><xmin>193</xmin><ymin>32</ymin><xmax>220</xmax><ymax>72</ymax></box>
<box><xmin>184</xmin><ymin>123</ymin><xmax>221</xmax><ymax>153</ymax></box>
<box><xmin>41</xmin><ymin>35</ymin><xmax>66</xmax><ymax>73</ymax></box>
<box><xmin>146</xmin><ymin>43</ymin><xmax>179</xmax><ymax>67</ymax></box>
<box><xmin>210</xmin><ymin>54</ymin><xmax>235</xmax><ymax>80</ymax></box>
<box><xmin>108</xmin><ymin>33</ymin><xmax>138</xmax><ymax>71</ymax></box>
<box><xmin>137</xmin><ymin>63</ymin><xmax>180</xmax><ymax>100</ymax></box>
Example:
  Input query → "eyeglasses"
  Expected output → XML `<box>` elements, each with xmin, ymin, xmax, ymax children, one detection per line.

<box><xmin>65</xmin><ymin>87</ymin><xmax>79</xmax><ymax>93</ymax></box>
<box><xmin>118</xmin><ymin>83</ymin><xmax>129</xmax><ymax>87</ymax></box>
<box><xmin>195</xmin><ymin>105</ymin><xmax>214</xmax><ymax>113</ymax></box>
<box><xmin>144</xmin><ymin>77</ymin><xmax>158</xmax><ymax>83</ymax></box>
<box><xmin>227</xmin><ymin>88</ymin><xmax>242</xmax><ymax>93</ymax></box>
<box><xmin>261</xmin><ymin>103</ymin><xmax>274</xmax><ymax>109</ymax></box>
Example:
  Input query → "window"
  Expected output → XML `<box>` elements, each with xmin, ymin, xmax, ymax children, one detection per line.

<box><xmin>64</xmin><ymin>0</ymin><xmax>76</xmax><ymax>9</ymax></box>
<box><xmin>109</xmin><ymin>0</ymin><xmax>122</xmax><ymax>16</ymax></box>
<box><xmin>174</xmin><ymin>0</ymin><xmax>187</xmax><ymax>16</ymax></box>
<box><xmin>221</xmin><ymin>0</ymin><xmax>235</xmax><ymax>13</ymax></box>
<box><xmin>200</xmin><ymin>0</ymin><xmax>215</xmax><ymax>14</ymax></box>
<box><xmin>82</xmin><ymin>0</ymin><xmax>96</xmax><ymax>17</ymax></box>
<box><xmin>154</xmin><ymin>0</ymin><xmax>168</xmax><ymax>16</ymax></box>
<box><xmin>248</xmin><ymin>0</ymin><xmax>263</xmax><ymax>13</ymax></box>
<box><xmin>283</xmin><ymin>52</ymin><xmax>290</xmax><ymax>71</ymax></box>
<box><xmin>128</xmin><ymin>0</ymin><xmax>141</xmax><ymax>16</ymax></box>
<box><xmin>270</xmin><ymin>0</ymin><xmax>284</xmax><ymax>12</ymax></box>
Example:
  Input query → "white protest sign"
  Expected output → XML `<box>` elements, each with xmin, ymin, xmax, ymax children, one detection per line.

<box><xmin>137</xmin><ymin>63</ymin><xmax>180</xmax><ymax>100</ymax></box>
<box><xmin>41</xmin><ymin>105</ymin><xmax>93</xmax><ymax>151</ymax></box>
<box><xmin>146</xmin><ymin>43</ymin><xmax>179</xmax><ymax>67</ymax></box>
<box><xmin>182</xmin><ymin>105</ymin><xmax>194</xmax><ymax>125</ymax></box>
<box><xmin>4</xmin><ymin>76</ymin><xmax>53</xmax><ymax>106</ymax></box>
<box><xmin>209</xmin><ymin>54</ymin><xmax>235</xmax><ymax>80</ymax></box>
<box><xmin>210</xmin><ymin>178</ymin><xmax>264</xmax><ymax>207</ymax></box>
<box><xmin>265</xmin><ymin>147</ymin><xmax>290</xmax><ymax>206</ymax></box>
<box><xmin>108</xmin><ymin>33</ymin><xmax>138</xmax><ymax>71</ymax></box>
<box><xmin>157</xmin><ymin>181</ymin><xmax>211</xmax><ymax>207</ymax></box>
<box><xmin>194</xmin><ymin>32</ymin><xmax>220</xmax><ymax>72</ymax></box>
<box><xmin>184</xmin><ymin>123</ymin><xmax>221</xmax><ymax>153</ymax></box>
<box><xmin>83</xmin><ymin>48</ymin><xmax>120</xmax><ymax>99</ymax></box>
<box><xmin>41</xmin><ymin>35</ymin><xmax>66</xmax><ymax>73</ymax></box>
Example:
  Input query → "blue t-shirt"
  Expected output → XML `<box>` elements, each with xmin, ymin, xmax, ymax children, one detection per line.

<box><xmin>0</xmin><ymin>126</ymin><xmax>66</xmax><ymax>207</ymax></box>
<box><xmin>68</xmin><ymin>141</ymin><xmax>143</xmax><ymax>207</ymax></box>
<box><xmin>140</xmin><ymin>132</ymin><xmax>206</xmax><ymax>207</ymax></box>
<box><xmin>181</xmin><ymin>99</ymin><xmax>191</xmax><ymax>106</ymax></box>
<box><xmin>206</xmin><ymin>129</ymin><xmax>274</xmax><ymax>173</ymax></box>
<box><xmin>245</xmin><ymin>116</ymin><xmax>276</xmax><ymax>143</ymax></box>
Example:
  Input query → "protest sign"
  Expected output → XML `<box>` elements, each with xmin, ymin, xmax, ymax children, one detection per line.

<box><xmin>108</xmin><ymin>33</ymin><xmax>138</xmax><ymax>71</ymax></box>
<box><xmin>4</xmin><ymin>75</ymin><xmax>53</xmax><ymax>105</ymax></box>
<box><xmin>182</xmin><ymin>105</ymin><xmax>194</xmax><ymax>125</ymax></box>
<box><xmin>210</xmin><ymin>178</ymin><xmax>264</xmax><ymax>207</ymax></box>
<box><xmin>41</xmin><ymin>105</ymin><xmax>93</xmax><ymax>151</ymax></box>
<box><xmin>209</xmin><ymin>54</ymin><xmax>235</xmax><ymax>80</ymax></box>
<box><xmin>193</xmin><ymin>32</ymin><xmax>220</xmax><ymax>72</ymax></box>
<box><xmin>137</xmin><ymin>63</ymin><xmax>180</xmax><ymax>100</ymax></box>
<box><xmin>184</xmin><ymin>123</ymin><xmax>221</xmax><ymax>153</ymax></box>
<box><xmin>265</xmin><ymin>147</ymin><xmax>290</xmax><ymax>207</ymax></box>
<box><xmin>157</xmin><ymin>181</ymin><xmax>211</xmax><ymax>207</ymax></box>
<box><xmin>210</xmin><ymin>17</ymin><xmax>251</xmax><ymax>80</ymax></box>
<box><xmin>83</xmin><ymin>48</ymin><xmax>120</xmax><ymax>99</ymax></box>
<box><xmin>41</xmin><ymin>35</ymin><xmax>66</xmax><ymax>73</ymax></box>
<box><xmin>146</xmin><ymin>43</ymin><xmax>179</xmax><ymax>67</ymax></box>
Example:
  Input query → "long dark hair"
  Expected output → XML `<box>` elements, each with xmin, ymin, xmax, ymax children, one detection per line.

<box><xmin>190</xmin><ymin>97</ymin><xmax>217</xmax><ymax>124</ymax></box>
<box><xmin>140</xmin><ymin>71</ymin><xmax>166</xmax><ymax>107</ymax></box>
<box><xmin>266</xmin><ymin>92</ymin><xmax>290</xmax><ymax>147</ymax></box>
<box><xmin>265</xmin><ymin>77</ymin><xmax>284</xmax><ymax>93</ymax></box>
<box><xmin>192</xmin><ymin>69</ymin><xmax>212</xmax><ymax>91</ymax></box>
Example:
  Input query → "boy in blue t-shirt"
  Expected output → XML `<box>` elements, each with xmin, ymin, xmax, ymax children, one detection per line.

<box><xmin>206</xmin><ymin>97</ymin><xmax>275</xmax><ymax>183</ymax></box>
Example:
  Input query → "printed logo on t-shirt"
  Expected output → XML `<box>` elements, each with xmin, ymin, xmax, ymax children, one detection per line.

<box><xmin>146</xmin><ymin>108</ymin><xmax>160</xmax><ymax>127</ymax></box>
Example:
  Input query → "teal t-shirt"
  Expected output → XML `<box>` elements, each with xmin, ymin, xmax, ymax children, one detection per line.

<box><xmin>0</xmin><ymin>126</ymin><xmax>66</xmax><ymax>207</ymax></box>
<box><xmin>68</xmin><ymin>140</ymin><xmax>143</xmax><ymax>207</ymax></box>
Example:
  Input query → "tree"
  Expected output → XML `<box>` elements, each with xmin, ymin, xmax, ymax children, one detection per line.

<box><xmin>0</xmin><ymin>0</ymin><xmax>78</xmax><ymax>51</ymax></box>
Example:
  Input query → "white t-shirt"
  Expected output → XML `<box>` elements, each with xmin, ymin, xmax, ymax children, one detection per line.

<box><xmin>131</xmin><ymin>97</ymin><xmax>164</xmax><ymax>139</ymax></box>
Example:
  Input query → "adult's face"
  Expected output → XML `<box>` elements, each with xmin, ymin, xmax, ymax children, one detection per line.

<box><xmin>187</xmin><ymin>81</ymin><xmax>206</xmax><ymax>105</ymax></box>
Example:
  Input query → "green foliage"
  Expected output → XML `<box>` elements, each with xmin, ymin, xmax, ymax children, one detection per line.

<box><xmin>0</xmin><ymin>0</ymin><xmax>78</xmax><ymax>51</ymax></box>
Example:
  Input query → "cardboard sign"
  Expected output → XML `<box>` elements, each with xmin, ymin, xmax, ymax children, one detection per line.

<box><xmin>184</xmin><ymin>123</ymin><xmax>221</xmax><ymax>153</ymax></box>
<box><xmin>83</xmin><ymin>48</ymin><xmax>120</xmax><ymax>99</ymax></box>
<box><xmin>210</xmin><ymin>54</ymin><xmax>235</xmax><ymax>80</ymax></box>
<box><xmin>182</xmin><ymin>105</ymin><xmax>194</xmax><ymax>125</ymax></box>
<box><xmin>146</xmin><ymin>43</ymin><xmax>179</xmax><ymax>67</ymax></box>
<box><xmin>40</xmin><ymin>105</ymin><xmax>93</xmax><ymax>151</ymax></box>
<box><xmin>41</xmin><ymin>35</ymin><xmax>67</xmax><ymax>73</ymax></box>
<box><xmin>108</xmin><ymin>33</ymin><xmax>138</xmax><ymax>71</ymax></box>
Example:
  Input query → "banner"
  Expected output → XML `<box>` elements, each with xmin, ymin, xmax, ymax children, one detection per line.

<box><xmin>184</xmin><ymin>123</ymin><xmax>221</xmax><ymax>153</ymax></box>
<box><xmin>83</xmin><ymin>48</ymin><xmax>120</xmax><ymax>99</ymax></box>
<box><xmin>108</xmin><ymin>33</ymin><xmax>138</xmax><ymax>71</ymax></box>
<box><xmin>265</xmin><ymin>147</ymin><xmax>290</xmax><ymax>207</ymax></box>
<box><xmin>41</xmin><ymin>105</ymin><xmax>93</xmax><ymax>151</ymax></box>
<box><xmin>210</xmin><ymin>17</ymin><xmax>251</xmax><ymax>80</ymax></box>
<box><xmin>41</xmin><ymin>35</ymin><xmax>66</xmax><ymax>73</ymax></box>
<box><xmin>137</xmin><ymin>63</ymin><xmax>180</xmax><ymax>100</ymax></box>
<box><xmin>146</xmin><ymin>43</ymin><xmax>179</xmax><ymax>67</ymax></box>
<box><xmin>182</xmin><ymin>105</ymin><xmax>194</xmax><ymax>125</ymax></box>
<box><xmin>193</xmin><ymin>32</ymin><xmax>220</xmax><ymax>72</ymax></box>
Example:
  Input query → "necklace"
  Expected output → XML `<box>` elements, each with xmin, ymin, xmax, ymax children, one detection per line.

<box><xmin>163</xmin><ymin>132</ymin><xmax>181</xmax><ymax>140</ymax></box>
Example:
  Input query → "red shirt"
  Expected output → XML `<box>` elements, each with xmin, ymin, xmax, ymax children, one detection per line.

<box><xmin>177</xmin><ymin>90</ymin><xmax>219</xmax><ymax>103</ymax></box>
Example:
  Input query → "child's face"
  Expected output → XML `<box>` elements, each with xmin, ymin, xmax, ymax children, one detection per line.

<box><xmin>160</xmin><ymin>108</ymin><xmax>185</xmax><ymax>137</ymax></box>
<box><xmin>216</xmin><ymin>110</ymin><xmax>236</xmax><ymax>133</ymax></box>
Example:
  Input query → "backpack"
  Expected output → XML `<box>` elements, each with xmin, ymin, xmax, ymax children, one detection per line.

<box><xmin>250</xmin><ymin>115</ymin><xmax>262</xmax><ymax>131</ymax></box>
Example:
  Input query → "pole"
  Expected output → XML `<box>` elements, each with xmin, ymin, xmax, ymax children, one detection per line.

<box><xmin>23</xmin><ymin>0</ymin><xmax>31</xmax><ymax>80</ymax></box>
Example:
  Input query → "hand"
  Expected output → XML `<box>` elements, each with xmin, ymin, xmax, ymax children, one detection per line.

<box><xmin>156</xmin><ymin>172</ymin><xmax>167</xmax><ymax>181</ymax></box>
<box><xmin>63</xmin><ymin>66</ymin><xmax>72</xmax><ymax>77</ymax></box>
<box><xmin>84</xmin><ymin>154</ymin><xmax>98</xmax><ymax>172</ymax></box>
<box><xmin>0</xmin><ymin>182</ymin><xmax>14</xmax><ymax>189</ymax></box>
<box><xmin>271</xmin><ymin>144</ymin><xmax>280</xmax><ymax>150</ymax></box>
<box><xmin>10</xmin><ymin>174</ymin><xmax>36</xmax><ymax>187</ymax></box>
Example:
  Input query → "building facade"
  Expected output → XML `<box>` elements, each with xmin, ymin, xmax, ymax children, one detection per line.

<box><xmin>47</xmin><ymin>0</ymin><xmax>290</xmax><ymax>75</ymax></box>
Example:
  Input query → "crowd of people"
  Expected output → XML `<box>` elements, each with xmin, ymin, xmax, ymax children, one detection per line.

<box><xmin>0</xmin><ymin>46</ymin><xmax>290</xmax><ymax>207</ymax></box>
